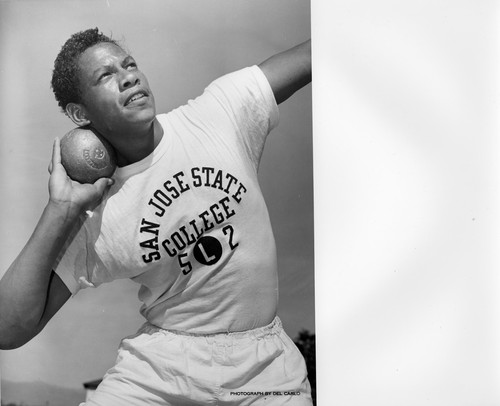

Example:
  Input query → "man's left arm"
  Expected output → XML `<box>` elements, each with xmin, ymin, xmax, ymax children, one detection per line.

<box><xmin>258</xmin><ymin>39</ymin><xmax>311</xmax><ymax>105</ymax></box>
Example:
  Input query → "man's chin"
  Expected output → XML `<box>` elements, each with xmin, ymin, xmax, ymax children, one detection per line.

<box><xmin>127</xmin><ymin>106</ymin><xmax>156</xmax><ymax>126</ymax></box>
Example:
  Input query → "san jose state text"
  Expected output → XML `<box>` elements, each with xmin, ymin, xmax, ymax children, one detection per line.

<box><xmin>138</xmin><ymin>166</ymin><xmax>246</xmax><ymax>274</ymax></box>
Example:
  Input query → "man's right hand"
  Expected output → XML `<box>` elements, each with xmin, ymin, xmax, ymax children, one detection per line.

<box><xmin>48</xmin><ymin>137</ymin><xmax>114</xmax><ymax>217</ymax></box>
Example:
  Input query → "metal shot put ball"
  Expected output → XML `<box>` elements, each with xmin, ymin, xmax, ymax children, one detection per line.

<box><xmin>60</xmin><ymin>127</ymin><xmax>117</xmax><ymax>184</ymax></box>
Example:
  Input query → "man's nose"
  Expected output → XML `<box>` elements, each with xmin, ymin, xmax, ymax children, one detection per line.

<box><xmin>120</xmin><ymin>69</ymin><xmax>140</xmax><ymax>90</ymax></box>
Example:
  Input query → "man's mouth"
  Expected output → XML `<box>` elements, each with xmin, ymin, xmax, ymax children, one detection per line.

<box><xmin>125</xmin><ymin>91</ymin><xmax>148</xmax><ymax>106</ymax></box>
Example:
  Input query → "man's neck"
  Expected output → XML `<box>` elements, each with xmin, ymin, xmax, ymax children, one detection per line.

<box><xmin>112</xmin><ymin>119</ymin><xmax>163</xmax><ymax>167</ymax></box>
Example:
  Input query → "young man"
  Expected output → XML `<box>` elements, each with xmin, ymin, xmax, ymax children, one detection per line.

<box><xmin>0</xmin><ymin>28</ymin><xmax>312</xmax><ymax>405</ymax></box>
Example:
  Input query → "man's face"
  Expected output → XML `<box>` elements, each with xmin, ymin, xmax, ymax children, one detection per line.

<box><xmin>76</xmin><ymin>42</ymin><xmax>156</xmax><ymax>135</ymax></box>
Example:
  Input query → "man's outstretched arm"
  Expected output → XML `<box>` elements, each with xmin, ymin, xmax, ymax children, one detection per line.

<box><xmin>258</xmin><ymin>39</ymin><xmax>311</xmax><ymax>105</ymax></box>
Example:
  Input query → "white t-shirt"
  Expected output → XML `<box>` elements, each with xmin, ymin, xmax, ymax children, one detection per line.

<box><xmin>55</xmin><ymin>66</ymin><xmax>280</xmax><ymax>334</ymax></box>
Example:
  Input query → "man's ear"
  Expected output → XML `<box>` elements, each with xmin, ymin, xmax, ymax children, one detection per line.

<box><xmin>65</xmin><ymin>103</ymin><xmax>91</xmax><ymax>127</ymax></box>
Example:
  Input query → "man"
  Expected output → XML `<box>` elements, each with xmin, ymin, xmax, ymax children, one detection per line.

<box><xmin>0</xmin><ymin>28</ymin><xmax>312</xmax><ymax>405</ymax></box>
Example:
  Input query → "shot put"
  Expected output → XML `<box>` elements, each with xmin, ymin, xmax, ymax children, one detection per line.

<box><xmin>60</xmin><ymin>126</ymin><xmax>117</xmax><ymax>184</ymax></box>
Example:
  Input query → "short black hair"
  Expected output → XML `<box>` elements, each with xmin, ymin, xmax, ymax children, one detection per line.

<box><xmin>51</xmin><ymin>28</ymin><xmax>120</xmax><ymax>114</ymax></box>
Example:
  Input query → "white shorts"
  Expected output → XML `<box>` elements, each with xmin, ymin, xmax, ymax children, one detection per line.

<box><xmin>82</xmin><ymin>317</ymin><xmax>313</xmax><ymax>405</ymax></box>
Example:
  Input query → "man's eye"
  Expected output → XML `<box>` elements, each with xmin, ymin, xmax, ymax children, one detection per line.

<box><xmin>99</xmin><ymin>72</ymin><xmax>111</xmax><ymax>80</ymax></box>
<box><xmin>127</xmin><ymin>62</ymin><xmax>137</xmax><ymax>69</ymax></box>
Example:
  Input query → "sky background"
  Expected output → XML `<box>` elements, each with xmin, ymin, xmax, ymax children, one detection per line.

<box><xmin>0</xmin><ymin>0</ymin><xmax>313</xmax><ymax>393</ymax></box>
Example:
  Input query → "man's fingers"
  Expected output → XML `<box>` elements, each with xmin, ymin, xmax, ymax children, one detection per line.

<box><xmin>93</xmin><ymin>177</ymin><xmax>114</xmax><ymax>194</ymax></box>
<box><xmin>51</xmin><ymin>137</ymin><xmax>61</xmax><ymax>170</ymax></box>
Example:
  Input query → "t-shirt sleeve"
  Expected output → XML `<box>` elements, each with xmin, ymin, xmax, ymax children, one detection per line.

<box><xmin>195</xmin><ymin>65</ymin><xmax>279</xmax><ymax>169</ymax></box>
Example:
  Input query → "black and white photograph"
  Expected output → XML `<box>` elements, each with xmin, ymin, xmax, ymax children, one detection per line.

<box><xmin>2</xmin><ymin>1</ymin><xmax>500</xmax><ymax>405</ymax></box>
<box><xmin>0</xmin><ymin>1</ymin><xmax>313</xmax><ymax>405</ymax></box>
